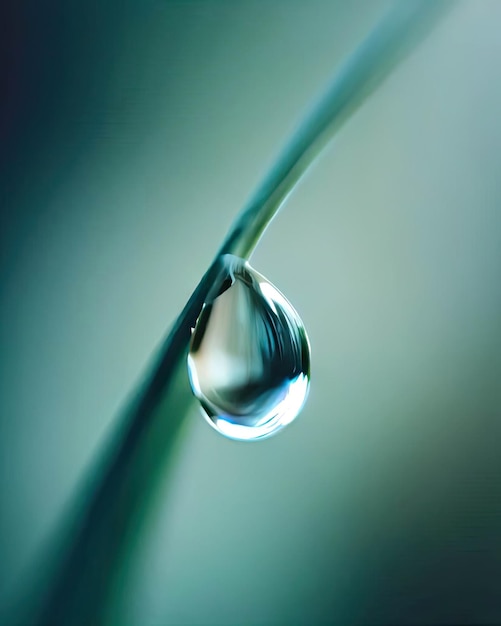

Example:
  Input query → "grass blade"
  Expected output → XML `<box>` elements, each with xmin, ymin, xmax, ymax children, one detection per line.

<box><xmin>27</xmin><ymin>2</ymin><xmax>452</xmax><ymax>624</ymax></box>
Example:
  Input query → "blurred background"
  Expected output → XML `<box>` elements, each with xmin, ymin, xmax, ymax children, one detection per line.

<box><xmin>1</xmin><ymin>1</ymin><xmax>501</xmax><ymax>623</ymax></box>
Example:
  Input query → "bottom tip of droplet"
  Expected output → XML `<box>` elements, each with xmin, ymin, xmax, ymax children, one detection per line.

<box><xmin>200</xmin><ymin>374</ymin><xmax>310</xmax><ymax>442</ymax></box>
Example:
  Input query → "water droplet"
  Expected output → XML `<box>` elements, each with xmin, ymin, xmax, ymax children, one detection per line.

<box><xmin>187</xmin><ymin>254</ymin><xmax>310</xmax><ymax>441</ymax></box>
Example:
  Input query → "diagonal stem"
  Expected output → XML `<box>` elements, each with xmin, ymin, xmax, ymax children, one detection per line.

<box><xmin>31</xmin><ymin>2</ymin><xmax>452</xmax><ymax>624</ymax></box>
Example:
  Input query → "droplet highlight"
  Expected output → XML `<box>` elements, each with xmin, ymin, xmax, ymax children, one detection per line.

<box><xmin>187</xmin><ymin>254</ymin><xmax>310</xmax><ymax>441</ymax></box>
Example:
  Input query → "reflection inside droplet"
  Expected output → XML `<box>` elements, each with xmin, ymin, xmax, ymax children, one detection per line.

<box><xmin>187</xmin><ymin>254</ymin><xmax>310</xmax><ymax>441</ymax></box>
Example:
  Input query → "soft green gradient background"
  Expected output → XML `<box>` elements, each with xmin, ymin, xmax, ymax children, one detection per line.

<box><xmin>2</xmin><ymin>1</ymin><xmax>501</xmax><ymax>623</ymax></box>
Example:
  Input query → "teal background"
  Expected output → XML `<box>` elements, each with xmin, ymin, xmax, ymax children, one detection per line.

<box><xmin>1</xmin><ymin>1</ymin><xmax>501</xmax><ymax>623</ymax></box>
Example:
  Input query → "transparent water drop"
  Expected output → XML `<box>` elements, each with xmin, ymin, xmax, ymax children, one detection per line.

<box><xmin>187</xmin><ymin>254</ymin><xmax>310</xmax><ymax>441</ymax></box>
